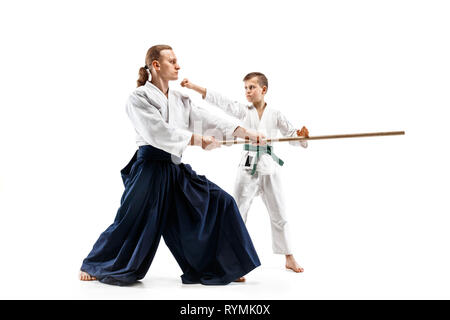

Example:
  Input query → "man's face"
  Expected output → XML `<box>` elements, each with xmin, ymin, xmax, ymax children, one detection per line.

<box><xmin>244</xmin><ymin>77</ymin><xmax>266</xmax><ymax>103</ymax></box>
<box><xmin>155</xmin><ymin>49</ymin><xmax>180</xmax><ymax>81</ymax></box>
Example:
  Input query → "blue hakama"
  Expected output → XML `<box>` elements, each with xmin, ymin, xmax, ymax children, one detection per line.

<box><xmin>81</xmin><ymin>145</ymin><xmax>261</xmax><ymax>286</ymax></box>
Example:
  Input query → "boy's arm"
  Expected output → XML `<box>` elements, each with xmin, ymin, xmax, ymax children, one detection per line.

<box><xmin>181</xmin><ymin>78</ymin><xmax>247</xmax><ymax>120</ymax></box>
<box><xmin>181</xmin><ymin>80</ymin><xmax>207</xmax><ymax>99</ymax></box>
<box><xmin>186</xmin><ymin>95</ymin><xmax>265</xmax><ymax>143</ymax></box>
<box><xmin>277</xmin><ymin>110</ymin><xmax>308</xmax><ymax>148</ymax></box>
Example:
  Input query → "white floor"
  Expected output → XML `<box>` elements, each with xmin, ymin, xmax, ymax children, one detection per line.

<box><xmin>2</xmin><ymin>216</ymin><xmax>450</xmax><ymax>300</ymax></box>
<box><xmin>3</xmin><ymin>256</ymin><xmax>450</xmax><ymax>300</ymax></box>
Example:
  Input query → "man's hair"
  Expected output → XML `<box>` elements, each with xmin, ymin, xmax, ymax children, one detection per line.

<box><xmin>243</xmin><ymin>72</ymin><xmax>268</xmax><ymax>90</ymax></box>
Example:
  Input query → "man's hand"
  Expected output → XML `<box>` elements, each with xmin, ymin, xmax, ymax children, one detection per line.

<box><xmin>190</xmin><ymin>134</ymin><xmax>220</xmax><ymax>150</ymax></box>
<box><xmin>201</xmin><ymin>135</ymin><xmax>221</xmax><ymax>150</ymax></box>
<box><xmin>246</xmin><ymin>129</ymin><xmax>266</xmax><ymax>145</ymax></box>
<box><xmin>233</xmin><ymin>127</ymin><xmax>266</xmax><ymax>145</ymax></box>
<box><xmin>297</xmin><ymin>126</ymin><xmax>309</xmax><ymax>138</ymax></box>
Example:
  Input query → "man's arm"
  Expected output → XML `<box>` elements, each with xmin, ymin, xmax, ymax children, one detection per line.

<box><xmin>126</xmin><ymin>91</ymin><xmax>193</xmax><ymax>157</ymax></box>
<box><xmin>188</xmin><ymin>99</ymin><xmax>264</xmax><ymax>144</ymax></box>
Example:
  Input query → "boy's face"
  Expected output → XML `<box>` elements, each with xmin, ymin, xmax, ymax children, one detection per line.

<box><xmin>244</xmin><ymin>77</ymin><xmax>267</xmax><ymax>103</ymax></box>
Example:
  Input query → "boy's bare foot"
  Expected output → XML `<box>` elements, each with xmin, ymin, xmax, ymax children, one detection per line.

<box><xmin>79</xmin><ymin>271</ymin><xmax>97</xmax><ymax>281</ymax></box>
<box><xmin>285</xmin><ymin>254</ymin><xmax>304</xmax><ymax>273</ymax></box>
<box><xmin>234</xmin><ymin>277</ymin><xmax>246</xmax><ymax>282</ymax></box>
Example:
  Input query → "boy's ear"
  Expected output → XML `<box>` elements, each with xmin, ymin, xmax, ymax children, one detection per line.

<box><xmin>262</xmin><ymin>86</ymin><xmax>268</xmax><ymax>94</ymax></box>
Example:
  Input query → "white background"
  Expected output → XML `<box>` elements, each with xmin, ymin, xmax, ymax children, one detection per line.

<box><xmin>0</xmin><ymin>0</ymin><xmax>449</xmax><ymax>299</ymax></box>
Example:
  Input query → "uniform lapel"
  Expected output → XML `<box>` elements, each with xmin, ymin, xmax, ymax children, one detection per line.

<box><xmin>145</xmin><ymin>81</ymin><xmax>169</xmax><ymax>122</ymax></box>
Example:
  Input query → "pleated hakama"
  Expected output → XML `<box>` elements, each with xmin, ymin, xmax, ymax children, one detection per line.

<box><xmin>81</xmin><ymin>145</ymin><xmax>260</xmax><ymax>285</ymax></box>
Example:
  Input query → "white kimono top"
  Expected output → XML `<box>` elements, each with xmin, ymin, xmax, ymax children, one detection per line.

<box><xmin>205</xmin><ymin>89</ymin><xmax>307</xmax><ymax>175</ymax></box>
<box><xmin>126</xmin><ymin>82</ymin><xmax>240</xmax><ymax>158</ymax></box>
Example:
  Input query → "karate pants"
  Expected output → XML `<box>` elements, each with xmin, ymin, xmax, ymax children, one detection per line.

<box><xmin>234</xmin><ymin>168</ymin><xmax>292</xmax><ymax>255</ymax></box>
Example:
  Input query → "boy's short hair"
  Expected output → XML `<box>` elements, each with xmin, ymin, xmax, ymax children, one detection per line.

<box><xmin>243</xmin><ymin>72</ymin><xmax>268</xmax><ymax>90</ymax></box>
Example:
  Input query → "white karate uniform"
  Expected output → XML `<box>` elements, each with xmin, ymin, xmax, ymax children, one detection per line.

<box><xmin>126</xmin><ymin>81</ymin><xmax>239</xmax><ymax>158</ymax></box>
<box><xmin>205</xmin><ymin>89</ymin><xmax>307</xmax><ymax>254</ymax></box>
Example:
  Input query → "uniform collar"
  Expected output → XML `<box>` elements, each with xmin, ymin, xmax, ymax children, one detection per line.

<box><xmin>145</xmin><ymin>81</ymin><xmax>170</xmax><ymax>100</ymax></box>
<box><xmin>249</xmin><ymin>102</ymin><xmax>268</xmax><ymax>110</ymax></box>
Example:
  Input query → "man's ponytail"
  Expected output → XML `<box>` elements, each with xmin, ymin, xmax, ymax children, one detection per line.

<box><xmin>137</xmin><ymin>66</ymin><xmax>149</xmax><ymax>87</ymax></box>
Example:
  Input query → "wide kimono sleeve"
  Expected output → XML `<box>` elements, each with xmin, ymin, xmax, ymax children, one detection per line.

<box><xmin>126</xmin><ymin>90</ymin><xmax>193</xmax><ymax>157</ymax></box>
<box><xmin>187</xmin><ymin>97</ymin><xmax>241</xmax><ymax>140</ymax></box>
<box><xmin>277</xmin><ymin>110</ymin><xmax>308</xmax><ymax>148</ymax></box>
<box><xmin>204</xmin><ymin>89</ymin><xmax>248</xmax><ymax>120</ymax></box>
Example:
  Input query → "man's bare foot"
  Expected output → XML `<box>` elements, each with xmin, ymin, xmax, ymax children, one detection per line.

<box><xmin>285</xmin><ymin>254</ymin><xmax>304</xmax><ymax>273</ymax></box>
<box><xmin>234</xmin><ymin>277</ymin><xmax>246</xmax><ymax>282</ymax></box>
<box><xmin>79</xmin><ymin>271</ymin><xmax>97</xmax><ymax>281</ymax></box>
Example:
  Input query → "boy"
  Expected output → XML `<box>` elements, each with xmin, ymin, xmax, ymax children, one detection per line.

<box><xmin>181</xmin><ymin>72</ymin><xmax>309</xmax><ymax>272</ymax></box>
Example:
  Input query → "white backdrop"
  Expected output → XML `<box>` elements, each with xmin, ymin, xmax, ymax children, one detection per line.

<box><xmin>1</xmin><ymin>0</ymin><xmax>449</xmax><ymax>299</ymax></box>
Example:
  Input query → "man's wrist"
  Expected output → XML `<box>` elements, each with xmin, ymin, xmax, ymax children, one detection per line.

<box><xmin>232</xmin><ymin>126</ymin><xmax>244</xmax><ymax>138</ymax></box>
<box><xmin>190</xmin><ymin>134</ymin><xmax>203</xmax><ymax>146</ymax></box>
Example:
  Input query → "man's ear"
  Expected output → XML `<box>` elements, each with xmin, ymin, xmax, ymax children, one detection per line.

<box><xmin>152</xmin><ymin>60</ymin><xmax>160</xmax><ymax>71</ymax></box>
